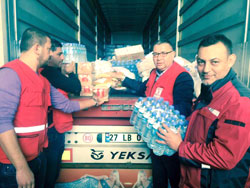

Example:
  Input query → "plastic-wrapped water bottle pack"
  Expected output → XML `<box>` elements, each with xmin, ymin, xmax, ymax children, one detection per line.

<box><xmin>130</xmin><ymin>97</ymin><xmax>188</xmax><ymax>156</ymax></box>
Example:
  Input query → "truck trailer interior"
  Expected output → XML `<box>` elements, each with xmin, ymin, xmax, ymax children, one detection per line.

<box><xmin>0</xmin><ymin>0</ymin><xmax>249</xmax><ymax>187</ymax></box>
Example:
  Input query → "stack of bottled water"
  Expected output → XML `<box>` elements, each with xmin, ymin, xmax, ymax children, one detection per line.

<box><xmin>62</xmin><ymin>43</ymin><xmax>87</xmax><ymax>63</ymax></box>
<box><xmin>130</xmin><ymin>97</ymin><xmax>188</xmax><ymax>156</ymax></box>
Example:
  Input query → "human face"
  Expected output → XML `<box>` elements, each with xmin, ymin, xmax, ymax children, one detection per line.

<box><xmin>197</xmin><ymin>42</ymin><xmax>236</xmax><ymax>85</ymax></box>
<box><xmin>49</xmin><ymin>47</ymin><xmax>64</xmax><ymax>68</ymax></box>
<box><xmin>39</xmin><ymin>37</ymin><xmax>52</xmax><ymax>66</ymax></box>
<box><xmin>153</xmin><ymin>43</ymin><xmax>175</xmax><ymax>72</ymax></box>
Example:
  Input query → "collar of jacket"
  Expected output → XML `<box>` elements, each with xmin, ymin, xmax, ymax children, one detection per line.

<box><xmin>195</xmin><ymin>69</ymin><xmax>236</xmax><ymax>110</ymax></box>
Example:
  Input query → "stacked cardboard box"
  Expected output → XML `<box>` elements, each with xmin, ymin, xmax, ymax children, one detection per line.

<box><xmin>114</xmin><ymin>45</ymin><xmax>144</xmax><ymax>61</ymax></box>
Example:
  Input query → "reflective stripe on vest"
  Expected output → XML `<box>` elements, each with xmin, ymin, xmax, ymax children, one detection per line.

<box><xmin>14</xmin><ymin>124</ymin><xmax>48</xmax><ymax>133</ymax></box>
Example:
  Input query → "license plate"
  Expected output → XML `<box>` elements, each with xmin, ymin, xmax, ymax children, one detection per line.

<box><xmin>105</xmin><ymin>133</ymin><xmax>143</xmax><ymax>143</ymax></box>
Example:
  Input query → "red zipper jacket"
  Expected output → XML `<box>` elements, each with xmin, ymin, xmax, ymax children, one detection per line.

<box><xmin>178</xmin><ymin>69</ymin><xmax>250</xmax><ymax>187</ymax></box>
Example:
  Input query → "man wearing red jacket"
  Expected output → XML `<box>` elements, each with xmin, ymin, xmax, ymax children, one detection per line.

<box><xmin>41</xmin><ymin>39</ymin><xmax>82</xmax><ymax>188</ymax></box>
<box><xmin>0</xmin><ymin>28</ymin><xmax>104</xmax><ymax>188</ymax></box>
<box><xmin>157</xmin><ymin>34</ymin><xmax>250</xmax><ymax>187</ymax></box>
<box><xmin>114</xmin><ymin>41</ymin><xmax>194</xmax><ymax>188</ymax></box>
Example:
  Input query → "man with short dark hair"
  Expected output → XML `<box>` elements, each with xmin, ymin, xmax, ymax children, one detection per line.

<box><xmin>41</xmin><ymin>38</ymin><xmax>81</xmax><ymax>188</ymax></box>
<box><xmin>157</xmin><ymin>34</ymin><xmax>250</xmax><ymax>187</ymax></box>
<box><xmin>114</xmin><ymin>40</ymin><xmax>194</xmax><ymax>187</ymax></box>
<box><xmin>0</xmin><ymin>28</ymin><xmax>104</xmax><ymax>188</ymax></box>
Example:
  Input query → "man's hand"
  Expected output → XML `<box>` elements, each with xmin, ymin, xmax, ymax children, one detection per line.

<box><xmin>0</xmin><ymin>130</ymin><xmax>35</xmax><ymax>188</ymax></box>
<box><xmin>111</xmin><ymin>72</ymin><xmax>125</xmax><ymax>81</ymax></box>
<box><xmin>156</xmin><ymin>123</ymin><xmax>183</xmax><ymax>151</ymax></box>
<box><xmin>61</xmin><ymin>63</ymin><xmax>74</xmax><ymax>75</ymax></box>
<box><xmin>92</xmin><ymin>95</ymin><xmax>106</xmax><ymax>106</ymax></box>
<box><xmin>16</xmin><ymin>165</ymin><xmax>35</xmax><ymax>188</ymax></box>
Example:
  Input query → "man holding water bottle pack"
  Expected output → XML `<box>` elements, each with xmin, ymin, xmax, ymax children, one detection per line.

<box><xmin>157</xmin><ymin>34</ymin><xmax>250</xmax><ymax>187</ymax></box>
<box><xmin>113</xmin><ymin>40</ymin><xmax>194</xmax><ymax>188</ymax></box>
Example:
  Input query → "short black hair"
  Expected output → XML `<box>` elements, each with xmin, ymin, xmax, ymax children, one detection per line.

<box><xmin>198</xmin><ymin>34</ymin><xmax>233</xmax><ymax>54</ymax></box>
<box><xmin>20</xmin><ymin>27</ymin><xmax>50</xmax><ymax>52</ymax></box>
<box><xmin>154</xmin><ymin>40</ymin><xmax>174</xmax><ymax>51</ymax></box>
<box><xmin>51</xmin><ymin>38</ymin><xmax>62</xmax><ymax>52</ymax></box>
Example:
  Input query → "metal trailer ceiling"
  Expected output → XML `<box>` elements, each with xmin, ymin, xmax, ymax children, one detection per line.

<box><xmin>97</xmin><ymin>0</ymin><xmax>158</xmax><ymax>32</ymax></box>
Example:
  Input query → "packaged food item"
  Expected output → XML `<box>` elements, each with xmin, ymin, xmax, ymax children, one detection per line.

<box><xmin>93</xmin><ymin>77</ymin><xmax>113</xmax><ymax>88</ymax></box>
<box><xmin>136</xmin><ymin>52</ymin><xmax>155</xmax><ymax>81</ymax></box>
<box><xmin>92</xmin><ymin>60</ymin><xmax>113</xmax><ymax>76</ymax></box>
<box><xmin>93</xmin><ymin>86</ymin><xmax>110</xmax><ymax>102</ymax></box>
<box><xmin>77</xmin><ymin>62</ymin><xmax>92</xmax><ymax>74</ymax></box>
<box><xmin>78</xmin><ymin>74</ymin><xmax>92</xmax><ymax>86</ymax></box>
<box><xmin>80</xmin><ymin>86</ymin><xmax>93</xmax><ymax>96</ymax></box>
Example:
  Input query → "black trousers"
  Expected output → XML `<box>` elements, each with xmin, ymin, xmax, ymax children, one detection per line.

<box><xmin>151</xmin><ymin>151</ymin><xmax>180</xmax><ymax>188</ymax></box>
<box><xmin>0</xmin><ymin>152</ymin><xmax>47</xmax><ymax>188</ymax></box>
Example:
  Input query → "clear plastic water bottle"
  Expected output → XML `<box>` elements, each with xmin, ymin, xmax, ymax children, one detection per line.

<box><xmin>163</xmin><ymin>120</ymin><xmax>178</xmax><ymax>156</ymax></box>
<box><xmin>138</xmin><ymin>106</ymin><xmax>152</xmax><ymax>135</ymax></box>
<box><xmin>153</xmin><ymin>117</ymin><xmax>168</xmax><ymax>156</ymax></box>
<box><xmin>134</xmin><ymin>101</ymin><xmax>149</xmax><ymax>131</ymax></box>
<box><xmin>142</xmin><ymin>111</ymin><xmax>157</xmax><ymax>142</ymax></box>
<box><xmin>147</xmin><ymin>117</ymin><xmax>162</xmax><ymax>150</ymax></box>
<box><xmin>130</xmin><ymin>97</ymin><xmax>144</xmax><ymax>126</ymax></box>
<box><xmin>179</xmin><ymin>115</ymin><xmax>188</xmax><ymax>139</ymax></box>
<box><xmin>172</xmin><ymin>110</ymin><xmax>180</xmax><ymax>121</ymax></box>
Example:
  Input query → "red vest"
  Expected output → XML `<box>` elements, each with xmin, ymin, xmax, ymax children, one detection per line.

<box><xmin>51</xmin><ymin>89</ymin><xmax>73</xmax><ymax>133</ymax></box>
<box><xmin>0</xmin><ymin>59</ymin><xmax>51</xmax><ymax>163</ymax></box>
<box><xmin>145</xmin><ymin>62</ymin><xmax>187</xmax><ymax>105</ymax></box>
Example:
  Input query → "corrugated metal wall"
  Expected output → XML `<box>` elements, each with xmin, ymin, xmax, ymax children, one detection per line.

<box><xmin>7</xmin><ymin>0</ymin><xmax>79</xmax><ymax>60</ymax></box>
<box><xmin>17</xmin><ymin>0</ymin><xmax>78</xmax><ymax>45</ymax></box>
<box><xmin>159</xmin><ymin>0</ymin><xmax>178</xmax><ymax>48</ymax></box>
<box><xmin>143</xmin><ymin>25</ymin><xmax>150</xmax><ymax>54</ymax></box>
<box><xmin>143</xmin><ymin>0</ymin><xmax>178</xmax><ymax>52</ymax></box>
<box><xmin>178</xmin><ymin>0</ymin><xmax>249</xmax><ymax>87</ymax></box>
<box><xmin>4</xmin><ymin>0</ymin><xmax>249</xmax><ymax>87</ymax></box>
<box><xmin>6</xmin><ymin>0</ymin><xmax>110</xmax><ymax>62</ymax></box>
<box><xmin>143</xmin><ymin>2</ymin><xmax>160</xmax><ymax>53</ymax></box>
<box><xmin>80</xmin><ymin>0</ymin><xmax>96</xmax><ymax>61</ymax></box>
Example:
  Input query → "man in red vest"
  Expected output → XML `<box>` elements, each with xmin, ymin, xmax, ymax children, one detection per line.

<box><xmin>41</xmin><ymin>39</ymin><xmax>82</xmax><ymax>188</ymax></box>
<box><xmin>0</xmin><ymin>28</ymin><xmax>104</xmax><ymax>188</ymax></box>
<box><xmin>113</xmin><ymin>41</ymin><xmax>194</xmax><ymax>188</ymax></box>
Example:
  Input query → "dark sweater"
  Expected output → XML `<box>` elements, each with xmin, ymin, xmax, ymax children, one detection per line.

<box><xmin>41</xmin><ymin>66</ymin><xmax>81</xmax><ymax>96</ymax></box>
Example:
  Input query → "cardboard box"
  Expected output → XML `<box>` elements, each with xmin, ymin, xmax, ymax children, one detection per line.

<box><xmin>115</xmin><ymin>45</ymin><xmax>144</xmax><ymax>61</ymax></box>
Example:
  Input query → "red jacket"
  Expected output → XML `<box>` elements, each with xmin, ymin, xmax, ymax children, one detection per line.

<box><xmin>178</xmin><ymin>70</ymin><xmax>250</xmax><ymax>187</ymax></box>
<box><xmin>51</xmin><ymin>89</ymin><xmax>73</xmax><ymax>133</ymax></box>
<box><xmin>0</xmin><ymin>60</ymin><xmax>51</xmax><ymax>163</ymax></box>
<box><xmin>145</xmin><ymin>62</ymin><xmax>187</xmax><ymax>104</ymax></box>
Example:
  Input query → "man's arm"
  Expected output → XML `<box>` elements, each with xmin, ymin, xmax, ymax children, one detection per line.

<box><xmin>50</xmin><ymin>84</ymin><xmax>104</xmax><ymax>112</ymax></box>
<box><xmin>122</xmin><ymin>77</ymin><xmax>147</xmax><ymax>96</ymax></box>
<box><xmin>112</xmin><ymin>72</ymin><xmax>147</xmax><ymax>96</ymax></box>
<box><xmin>0</xmin><ymin>68</ymin><xmax>34</xmax><ymax>187</ymax></box>
<box><xmin>41</xmin><ymin>67</ymin><xmax>81</xmax><ymax>95</ymax></box>
<box><xmin>173</xmin><ymin>72</ymin><xmax>194</xmax><ymax>117</ymax></box>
